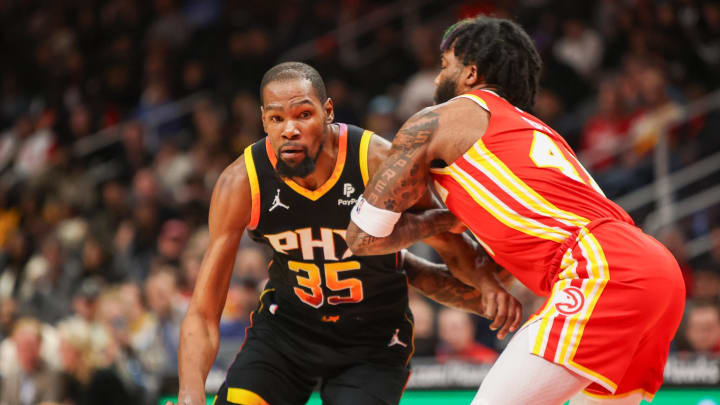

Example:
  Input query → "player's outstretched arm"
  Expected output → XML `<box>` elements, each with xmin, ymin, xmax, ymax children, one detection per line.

<box><xmin>403</xmin><ymin>251</ymin><xmax>521</xmax><ymax>340</ymax></box>
<box><xmin>174</xmin><ymin>158</ymin><xmax>251</xmax><ymax>405</ymax></box>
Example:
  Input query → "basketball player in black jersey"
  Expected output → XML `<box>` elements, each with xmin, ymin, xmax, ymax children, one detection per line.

<box><xmin>175</xmin><ymin>62</ymin><xmax>521</xmax><ymax>405</ymax></box>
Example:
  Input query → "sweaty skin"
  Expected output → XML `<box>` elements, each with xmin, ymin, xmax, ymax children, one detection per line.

<box><xmin>173</xmin><ymin>77</ymin><xmax>520</xmax><ymax>405</ymax></box>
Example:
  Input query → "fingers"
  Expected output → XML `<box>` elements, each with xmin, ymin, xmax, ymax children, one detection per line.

<box><xmin>483</xmin><ymin>291</ymin><xmax>498</xmax><ymax>323</ymax></box>
<box><xmin>510</xmin><ymin>301</ymin><xmax>523</xmax><ymax>333</ymax></box>
<box><xmin>493</xmin><ymin>294</ymin><xmax>510</xmax><ymax>339</ymax></box>
<box><xmin>488</xmin><ymin>292</ymin><xmax>505</xmax><ymax>331</ymax></box>
<box><xmin>487</xmin><ymin>294</ymin><xmax>524</xmax><ymax>340</ymax></box>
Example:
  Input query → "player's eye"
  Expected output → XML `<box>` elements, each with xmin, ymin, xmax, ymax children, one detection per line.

<box><xmin>270</xmin><ymin>115</ymin><xmax>283</xmax><ymax>123</ymax></box>
<box><xmin>299</xmin><ymin>111</ymin><xmax>312</xmax><ymax>118</ymax></box>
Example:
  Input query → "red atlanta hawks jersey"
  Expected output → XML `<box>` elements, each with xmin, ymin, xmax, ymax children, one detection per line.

<box><xmin>431</xmin><ymin>90</ymin><xmax>634</xmax><ymax>296</ymax></box>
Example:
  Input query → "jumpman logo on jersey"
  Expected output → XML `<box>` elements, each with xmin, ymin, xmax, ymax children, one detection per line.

<box><xmin>387</xmin><ymin>328</ymin><xmax>407</xmax><ymax>348</ymax></box>
<box><xmin>269</xmin><ymin>189</ymin><xmax>290</xmax><ymax>212</ymax></box>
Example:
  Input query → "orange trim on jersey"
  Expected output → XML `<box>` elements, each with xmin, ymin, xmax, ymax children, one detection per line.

<box><xmin>264</xmin><ymin>137</ymin><xmax>277</xmax><ymax>167</ymax></box>
<box><xmin>359</xmin><ymin>130</ymin><xmax>372</xmax><ymax>185</ymax></box>
<box><xmin>582</xmin><ymin>388</ymin><xmax>654</xmax><ymax>401</ymax></box>
<box><xmin>244</xmin><ymin>145</ymin><xmax>261</xmax><ymax>230</ymax></box>
<box><xmin>400</xmin><ymin>371</ymin><xmax>412</xmax><ymax>397</ymax></box>
<box><xmin>238</xmin><ymin>311</ymin><xmax>255</xmax><ymax>353</ymax></box>
<box><xmin>404</xmin><ymin>313</ymin><xmax>415</xmax><ymax>366</ymax></box>
<box><xmin>264</xmin><ymin>125</ymin><xmax>348</xmax><ymax>201</ymax></box>
<box><xmin>227</xmin><ymin>388</ymin><xmax>269</xmax><ymax>405</ymax></box>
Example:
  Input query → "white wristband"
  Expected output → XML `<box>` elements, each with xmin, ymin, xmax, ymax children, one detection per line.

<box><xmin>350</xmin><ymin>195</ymin><xmax>402</xmax><ymax>237</ymax></box>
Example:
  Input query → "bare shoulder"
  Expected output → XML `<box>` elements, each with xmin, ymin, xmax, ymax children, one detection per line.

<box><xmin>213</xmin><ymin>155</ymin><xmax>249</xmax><ymax>197</ymax></box>
<box><xmin>208</xmin><ymin>155</ymin><xmax>252</xmax><ymax>232</ymax></box>
<box><xmin>428</xmin><ymin>97</ymin><xmax>490</xmax><ymax>163</ymax></box>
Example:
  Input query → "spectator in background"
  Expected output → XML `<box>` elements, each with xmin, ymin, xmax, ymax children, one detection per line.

<box><xmin>155</xmin><ymin>219</ymin><xmax>189</xmax><ymax>268</ymax></box>
<box><xmin>436</xmin><ymin>308</ymin><xmax>498</xmax><ymax>364</ymax></box>
<box><xmin>658</xmin><ymin>227</ymin><xmax>694</xmax><ymax>297</ymax></box>
<box><xmin>580</xmin><ymin>75</ymin><xmax>630</xmax><ymax>172</ymax></box>
<box><xmin>0</xmin><ymin>298</ymin><xmax>17</xmax><ymax>340</ymax></box>
<box><xmin>683</xmin><ymin>300</ymin><xmax>720</xmax><ymax>354</ymax></box>
<box><xmin>553</xmin><ymin>19</ymin><xmax>604</xmax><ymax>79</ymax></box>
<box><xmin>408</xmin><ymin>291</ymin><xmax>437</xmax><ymax>357</ymax></box>
<box><xmin>13</xmin><ymin>110</ymin><xmax>58</xmax><ymax>180</ymax></box>
<box><xmin>69</xmin><ymin>279</ymin><xmax>101</xmax><ymax>324</ymax></box>
<box><xmin>0</xmin><ymin>230</ymin><xmax>32</xmax><ymax>303</ymax></box>
<box><xmin>144</xmin><ymin>266</ymin><xmax>183</xmax><ymax>376</ymax></box>
<box><xmin>118</xmin><ymin>282</ymin><xmax>166</xmax><ymax>382</ymax></box>
<box><xmin>233</xmin><ymin>245</ymin><xmax>268</xmax><ymax>282</ymax></box>
<box><xmin>19</xmin><ymin>235</ymin><xmax>77</xmax><ymax>324</ymax></box>
<box><xmin>691</xmin><ymin>268</ymin><xmax>720</xmax><ymax>302</ymax></box>
<box><xmin>0</xmin><ymin>318</ymin><xmax>62</xmax><ymax>405</ymax></box>
<box><xmin>395</xmin><ymin>26</ymin><xmax>440</xmax><ymax>122</ymax></box>
<box><xmin>219</xmin><ymin>278</ymin><xmax>258</xmax><ymax>340</ymax></box>
<box><xmin>56</xmin><ymin>317</ymin><xmax>93</xmax><ymax>404</ymax></box>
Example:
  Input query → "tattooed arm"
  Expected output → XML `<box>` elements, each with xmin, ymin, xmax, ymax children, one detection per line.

<box><xmin>404</xmin><ymin>250</ymin><xmax>483</xmax><ymax>314</ymax></box>
<box><xmin>403</xmin><ymin>250</ymin><xmax>521</xmax><ymax>339</ymax></box>
<box><xmin>347</xmin><ymin>107</ymin><xmax>446</xmax><ymax>255</ymax></box>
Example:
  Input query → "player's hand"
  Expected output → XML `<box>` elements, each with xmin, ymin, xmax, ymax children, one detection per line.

<box><xmin>477</xmin><ymin>277</ymin><xmax>522</xmax><ymax>340</ymax></box>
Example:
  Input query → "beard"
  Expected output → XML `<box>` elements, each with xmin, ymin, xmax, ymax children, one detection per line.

<box><xmin>276</xmin><ymin>143</ymin><xmax>323</xmax><ymax>178</ymax></box>
<box><xmin>434</xmin><ymin>76</ymin><xmax>459</xmax><ymax>104</ymax></box>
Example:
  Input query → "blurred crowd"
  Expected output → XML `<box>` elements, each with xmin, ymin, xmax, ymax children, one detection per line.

<box><xmin>0</xmin><ymin>0</ymin><xmax>719</xmax><ymax>404</ymax></box>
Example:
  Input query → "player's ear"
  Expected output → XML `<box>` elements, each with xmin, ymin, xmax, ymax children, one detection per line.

<box><xmin>464</xmin><ymin>64</ymin><xmax>480</xmax><ymax>87</ymax></box>
<box><xmin>324</xmin><ymin>97</ymin><xmax>334</xmax><ymax>123</ymax></box>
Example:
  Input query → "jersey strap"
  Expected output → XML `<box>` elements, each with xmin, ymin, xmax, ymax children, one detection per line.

<box><xmin>244</xmin><ymin>145</ymin><xmax>261</xmax><ymax>230</ymax></box>
<box><xmin>452</xmin><ymin>93</ymin><xmax>491</xmax><ymax>112</ymax></box>
<box><xmin>359</xmin><ymin>130</ymin><xmax>373</xmax><ymax>185</ymax></box>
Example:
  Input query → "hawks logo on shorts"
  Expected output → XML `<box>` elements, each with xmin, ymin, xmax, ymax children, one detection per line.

<box><xmin>554</xmin><ymin>286</ymin><xmax>585</xmax><ymax>316</ymax></box>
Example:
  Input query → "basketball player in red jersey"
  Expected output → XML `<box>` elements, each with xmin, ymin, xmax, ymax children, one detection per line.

<box><xmin>173</xmin><ymin>62</ymin><xmax>521</xmax><ymax>405</ymax></box>
<box><xmin>347</xmin><ymin>16</ymin><xmax>685</xmax><ymax>405</ymax></box>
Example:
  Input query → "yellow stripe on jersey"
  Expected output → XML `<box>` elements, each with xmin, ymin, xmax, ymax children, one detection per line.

<box><xmin>359</xmin><ymin>130</ymin><xmax>372</xmax><ymax>186</ymax></box>
<box><xmin>256</xmin><ymin>287</ymin><xmax>276</xmax><ymax>313</ymax></box>
<box><xmin>244</xmin><ymin>145</ymin><xmax>261</xmax><ymax>230</ymax></box>
<box><xmin>456</xmin><ymin>93</ymin><xmax>490</xmax><ymax>111</ymax></box>
<box><xmin>447</xmin><ymin>164</ymin><xmax>570</xmax><ymax>243</ymax></box>
<box><xmin>569</xmin><ymin>360</ymin><xmax>618</xmax><ymax>393</ymax></box>
<box><xmin>227</xmin><ymin>388</ymin><xmax>269</xmax><ymax>405</ymax></box>
<box><xmin>582</xmin><ymin>388</ymin><xmax>654</xmax><ymax>401</ymax></box>
<box><xmin>466</xmin><ymin>141</ymin><xmax>590</xmax><ymax>228</ymax></box>
<box><xmin>564</xmin><ymin>230</ymin><xmax>609</xmax><ymax>362</ymax></box>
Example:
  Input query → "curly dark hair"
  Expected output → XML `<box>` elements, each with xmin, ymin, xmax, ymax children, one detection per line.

<box><xmin>260</xmin><ymin>62</ymin><xmax>327</xmax><ymax>105</ymax></box>
<box><xmin>440</xmin><ymin>16</ymin><xmax>542</xmax><ymax>110</ymax></box>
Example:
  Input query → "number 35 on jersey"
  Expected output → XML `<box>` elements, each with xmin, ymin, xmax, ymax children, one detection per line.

<box><xmin>263</xmin><ymin>227</ymin><xmax>362</xmax><ymax>308</ymax></box>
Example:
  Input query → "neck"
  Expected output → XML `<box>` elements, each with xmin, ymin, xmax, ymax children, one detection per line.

<box><xmin>289</xmin><ymin>123</ymin><xmax>339</xmax><ymax>190</ymax></box>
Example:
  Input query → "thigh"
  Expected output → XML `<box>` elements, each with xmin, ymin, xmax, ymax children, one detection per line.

<box><xmin>473</xmin><ymin>327</ymin><xmax>591</xmax><ymax>405</ymax></box>
<box><xmin>320</xmin><ymin>362</ymin><xmax>410</xmax><ymax>405</ymax></box>
<box><xmin>215</xmin><ymin>323</ymin><xmax>316</xmax><ymax>405</ymax></box>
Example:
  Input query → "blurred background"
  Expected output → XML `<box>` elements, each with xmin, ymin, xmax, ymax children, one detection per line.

<box><xmin>0</xmin><ymin>0</ymin><xmax>719</xmax><ymax>404</ymax></box>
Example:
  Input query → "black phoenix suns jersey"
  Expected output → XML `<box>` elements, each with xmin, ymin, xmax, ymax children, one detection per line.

<box><xmin>244</xmin><ymin>123</ymin><xmax>412</xmax><ymax>345</ymax></box>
